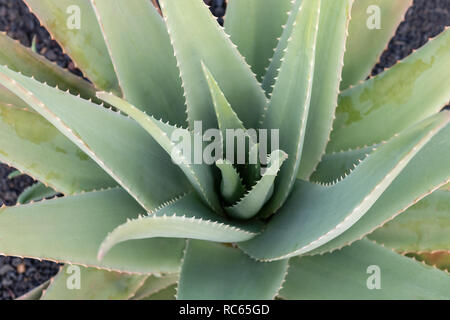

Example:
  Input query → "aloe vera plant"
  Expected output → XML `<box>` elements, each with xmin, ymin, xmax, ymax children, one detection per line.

<box><xmin>0</xmin><ymin>0</ymin><xmax>449</xmax><ymax>300</ymax></box>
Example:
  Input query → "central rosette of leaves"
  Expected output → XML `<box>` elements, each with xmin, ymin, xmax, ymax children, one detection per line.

<box><xmin>99</xmin><ymin>64</ymin><xmax>288</xmax><ymax>221</ymax></box>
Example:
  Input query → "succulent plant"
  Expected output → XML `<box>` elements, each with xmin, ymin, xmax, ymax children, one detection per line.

<box><xmin>0</xmin><ymin>0</ymin><xmax>449</xmax><ymax>300</ymax></box>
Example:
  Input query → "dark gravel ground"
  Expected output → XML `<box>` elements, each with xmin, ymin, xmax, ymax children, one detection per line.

<box><xmin>0</xmin><ymin>0</ymin><xmax>449</xmax><ymax>300</ymax></box>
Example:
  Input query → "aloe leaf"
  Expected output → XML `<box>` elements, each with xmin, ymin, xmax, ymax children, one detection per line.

<box><xmin>89</xmin><ymin>0</ymin><xmax>186</xmax><ymax>126</ymax></box>
<box><xmin>240</xmin><ymin>113</ymin><xmax>449</xmax><ymax>261</ymax></box>
<box><xmin>178</xmin><ymin>240</ymin><xmax>288</xmax><ymax>300</ymax></box>
<box><xmin>297</xmin><ymin>0</ymin><xmax>353</xmax><ymax>179</ymax></box>
<box><xmin>97</xmin><ymin>92</ymin><xmax>221</xmax><ymax>213</ymax></box>
<box><xmin>16</xmin><ymin>280</ymin><xmax>50</xmax><ymax>300</ymax></box>
<box><xmin>41</xmin><ymin>265</ymin><xmax>147</xmax><ymax>300</ymax></box>
<box><xmin>17</xmin><ymin>182</ymin><xmax>57</xmax><ymax>204</ymax></box>
<box><xmin>7</xmin><ymin>170</ymin><xmax>22</xmax><ymax>180</ymax></box>
<box><xmin>309</xmin><ymin>146</ymin><xmax>372</xmax><ymax>183</ymax></box>
<box><xmin>215</xmin><ymin>159</ymin><xmax>245</xmax><ymax>205</ymax></box>
<box><xmin>262</xmin><ymin>0</ymin><xmax>302</xmax><ymax>96</ymax></box>
<box><xmin>0</xmin><ymin>84</ymin><xmax>26</xmax><ymax>107</ymax></box>
<box><xmin>341</xmin><ymin>0</ymin><xmax>413</xmax><ymax>90</ymax></box>
<box><xmin>202</xmin><ymin>64</ymin><xmax>246</xmax><ymax>139</ymax></box>
<box><xmin>24</xmin><ymin>0</ymin><xmax>119</xmax><ymax>93</ymax></box>
<box><xmin>158</xmin><ymin>0</ymin><xmax>267</xmax><ymax>130</ymax></box>
<box><xmin>202</xmin><ymin>64</ymin><xmax>260</xmax><ymax>187</ymax></box>
<box><xmin>0</xmin><ymin>32</ymin><xmax>97</xmax><ymax>101</ymax></box>
<box><xmin>98</xmin><ymin>192</ymin><xmax>260</xmax><ymax>260</ymax></box>
<box><xmin>224</xmin><ymin>0</ymin><xmax>292</xmax><ymax>81</ymax></box>
<box><xmin>309</xmin><ymin>121</ymin><xmax>450</xmax><ymax>255</ymax></box>
<box><xmin>261</xmin><ymin>0</ymin><xmax>321</xmax><ymax>216</ymax></box>
<box><xmin>227</xmin><ymin>150</ymin><xmax>288</xmax><ymax>220</ymax></box>
<box><xmin>328</xmin><ymin>28</ymin><xmax>450</xmax><ymax>152</ymax></box>
<box><xmin>241</xmin><ymin>143</ymin><xmax>262</xmax><ymax>188</ymax></box>
<box><xmin>408</xmin><ymin>252</ymin><xmax>450</xmax><ymax>272</ymax></box>
<box><xmin>0</xmin><ymin>103</ymin><xmax>116</xmax><ymax>194</ymax></box>
<box><xmin>0</xmin><ymin>188</ymin><xmax>185</xmax><ymax>274</ymax></box>
<box><xmin>368</xmin><ymin>190</ymin><xmax>450</xmax><ymax>252</ymax></box>
<box><xmin>144</xmin><ymin>284</ymin><xmax>177</xmax><ymax>300</ymax></box>
<box><xmin>131</xmin><ymin>274</ymin><xmax>178</xmax><ymax>300</ymax></box>
<box><xmin>280</xmin><ymin>239</ymin><xmax>450</xmax><ymax>300</ymax></box>
<box><xmin>0</xmin><ymin>66</ymin><xmax>190</xmax><ymax>212</ymax></box>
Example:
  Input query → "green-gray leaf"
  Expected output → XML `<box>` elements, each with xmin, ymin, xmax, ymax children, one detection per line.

<box><xmin>308</xmin><ymin>122</ymin><xmax>450</xmax><ymax>255</ymax></box>
<box><xmin>158</xmin><ymin>0</ymin><xmax>267</xmax><ymax>130</ymax></box>
<box><xmin>240</xmin><ymin>113</ymin><xmax>449</xmax><ymax>261</ymax></box>
<box><xmin>261</xmin><ymin>0</ymin><xmax>321</xmax><ymax>216</ymax></box>
<box><xmin>41</xmin><ymin>265</ymin><xmax>147</xmax><ymax>300</ymax></box>
<box><xmin>131</xmin><ymin>274</ymin><xmax>178</xmax><ymax>300</ymax></box>
<box><xmin>90</xmin><ymin>0</ymin><xmax>186</xmax><ymax>126</ymax></box>
<box><xmin>24</xmin><ymin>0</ymin><xmax>120</xmax><ymax>93</ymax></box>
<box><xmin>368</xmin><ymin>190</ymin><xmax>450</xmax><ymax>252</ymax></box>
<box><xmin>0</xmin><ymin>65</ymin><xmax>190</xmax><ymax>212</ymax></box>
<box><xmin>227</xmin><ymin>150</ymin><xmax>288</xmax><ymax>220</ymax></box>
<box><xmin>328</xmin><ymin>28</ymin><xmax>450</xmax><ymax>152</ymax></box>
<box><xmin>0</xmin><ymin>32</ymin><xmax>98</xmax><ymax>102</ymax></box>
<box><xmin>0</xmin><ymin>188</ymin><xmax>185</xmax><ymax>274</ymax></box>
<box><xmin>178</xmin><ymin>240</ymin><xmax>288</xmax><ymax>300</ymax></box>
<box><xmin>280</xmin><ymin>239</ymin><xmax>450</xmax><ymax>299</ymax></box>
<box><xmin>224</xmin><ymin>0</ymin><xmax>292</xmax><ymax>82</ymax></box>
<box><xmin>0</xmin><ymin>103</ymin><xmax>116</xmax><ymax>194</ymax></box>
<box><xmin>341</xmin><ymin>0</ymin><xmax>413</xmax><ymax>90</ymax></box>
<box><xmin>17</xmin><ymin>182</ymin><xmax>57</xmax><ymax>204</ymax></box>
<box><xmin>297</xmin><ymin>0</ymin><xmax>353</xmax><ymax>179</ymax></box>
<box><xmin>97</xmin><ymin>91</ymin><xmax>221</xmax><ymax>213</ymax></box>
<box><xmin>98</xmin><ymin>192</ymin><xmax>260</xmax><ymax>260</ymax></box>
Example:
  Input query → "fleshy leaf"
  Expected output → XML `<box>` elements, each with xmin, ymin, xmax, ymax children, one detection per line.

<box><xmin>226</xmin><ymin>150</ymin><xmax>288</xmax><ymax>220</ymax></box>
<box><xmin>0</xmin><ymin>84</ymin><xmax>26</xmax><ymax>107</ymax></box>
<box><xmin>7</xmin><ymin>170</ymin><xmax>21</xmax><ymax>180</ymax></box>
<box><xmin>158</xmin><ymin>0</ymin><xmax>267</xmax><ymax>130</ymax></box>
<box><xmin>341</xmin><ymin>0</ymin><xmax>413</xmax><ymax>89</ymax></box>
<box><xmin>0</xmin><ymin>32</ymin><xmax>97</xmax><ymax>101</ymax></box>
<box><xmin>97</xmin><ymin>92</ymin><xmax>221</xmax><ymax>213</ymax></box>
<box><xmin>202</xmin><ymin>64</ymin><xmax>260</xmax><ymax>187</ymax></box>
<box><xmin>262</xmin><ymin>0</ymin><xmax>303</xmax><ymax>96</ymax></box>
<box><xmin>17</xmin><ymin>182</ymin><xmax>57</xmax><ymax>204</ymax></box>
<box><xmin>90</xmin><ymin>0</ymin><xmax>186</xmax><ymax>126</ymax></box>
<box><xmin>177</xmin><ymin>240</ymin><xmax>288</xmax><ymax>300</ymax></box>
<box><xmin>407</xmin><ymin>252</ymin><xmax>450</xmax><ymax>272</ymax></box>
<box><xmin>309</xmin><ymin>146</ymin><xmax>372</xmax><ymax>183</ymax></box>
<box><xmin>24</xmin><ymin>0</ymin><xmax>120</xmax><ymax>93</ymax></box>
<box><xmin>98</xmin><ymin>192</ymin><xmax>260</xmax><ymax>260</ymax></box>
<box><xmin>297</xmin><ymin>0</ymin><xmax>353</xmax><ymax>179</ymax></box>
<box><xmin>16</xmin><ymin>280</ymin><xmax>50</xmax><ymax>300</ymax></box>
<box><xmin>260</xmin><ymin>0</ymin><xmax>321</xmax><ymax>215</ymax></box>
<box><xmin>368</xmin><ymin>190</ymin><xmax>450</xmax><ymax>252</ymax></box>
<box><xmin>0</xmin><ymin>188</ymin><xmax>185</xmax><ymax>274</ymax></box>
<box><xmin>309</xmin><ymin>121</ymin><xmax>450</xmax><ymax>255</ymax></box>
<box><xmin>0</xmin><ymin>65</ymin><xmax>190</xmax><ymax>212</ymax></box>
<box><xmin>144</xmin><ymin>284</ymin><xmax>176</xmax><ymax>300</ymax></box>
<box><xmin>215</xmin><ymin>159</ymin><xmax>245</xmax><ymax>205</ymax></box>
<box><xmin>0</xmin><ymin>103</ymin><xmax>116</xmax><ymax>194</ymax></box>
<box><xmin>240</xmin><ymin>113</ymin><xmax>449</xmax><ymax>261</ymax></box>
<box><xmin>41</xmin><ymin>265</ymin><xmax>147</xmax><ymax>300</ymax></box>
<box><xmin>280</xmin><ymin>239</ymin><xmax>450</xmax><ymax>299</ymax></box>
<box><xmin>224</xmin><ymin>0</ymin><xmax>292</xmax><ymax>81</ymax></box>
<box><xmin>328</xmin><ymin>28</ymin><xmax>450</xmax><ymax>152</ymax></box>
<box><xmin>131</xmin><ymin>274</ymin><xmax>178</xmax><ymax>300</ymax></box>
